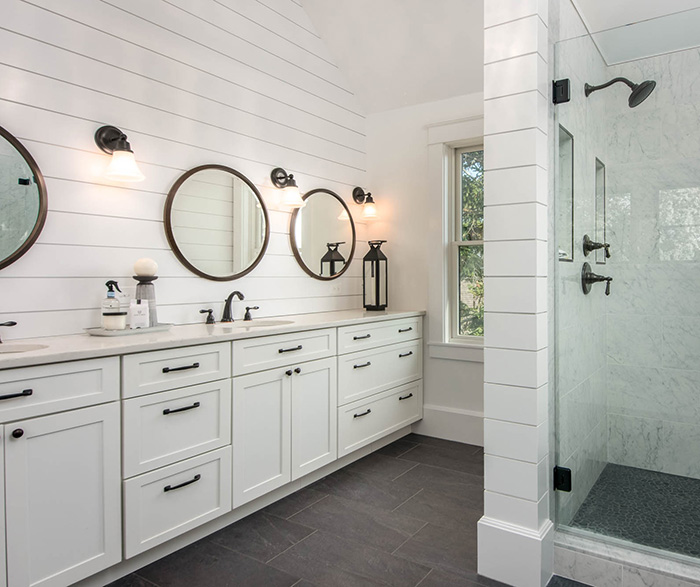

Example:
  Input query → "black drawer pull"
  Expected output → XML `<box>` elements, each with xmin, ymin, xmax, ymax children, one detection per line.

<box><xmin>398</xmin><ymin>327</ymin><xmax>413</xmax><ymax>333</ymax></box>
<box><xmin>162</xmin><ymin>362</ymin><xmax>200</xmax><ymax>374</ymax></box>
<box><xmin>353</xmin><ymin>361</ymin><xmax>371</xmax><ymax>369</ymax></box>
<box><xmin>164</xmin><ymin>474</ymin><xmax>201</xmax><ymax>492</ymax></box>
<box><xmin>163</xmin><ymin>401</ymin><xmax>201</xmax><ymax>415</ymax></box>
<box><xmin>353</xmin><ymin>409</ymin><xmax>371</xmax><ymax>418</ymax></box>
<box><xmin>399</xmin><ymin>393</ymin><xmax>414</xmax><ymax>401</ymax></box>
<box><xmin>0</xmin><ymin>389</ymin><xmax>32</xmax><ymax>402</ymax></box>
<box><xmin>353</xmin><ymin>334</ymin><xmax>371</xmax><ymax>340</ymax></box>
<box><xmin>399</xmin><ymin>351</ymin><xmax>413</xmax><ymax>358</ymax></box>
<box><xmin>279</xmin><ymin>345</ymin><xmax>302</xmax><ymax>354</ymax></box>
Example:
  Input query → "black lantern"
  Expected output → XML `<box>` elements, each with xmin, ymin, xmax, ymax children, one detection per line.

<box><xmin>363</xmin><ymin>240</ymin><xmax>387</xmax><ymax>311</ymax></box>
<box><xmin>320</xmin><ymin>242</ymin><xmax>346</xmax><ymax>277</ymax></box>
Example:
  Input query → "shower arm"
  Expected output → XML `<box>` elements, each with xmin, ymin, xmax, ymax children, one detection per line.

<box><xmin>584</xmin><ymin>77</ymin><xmax>635</xmax><ymax>97</ymax></box>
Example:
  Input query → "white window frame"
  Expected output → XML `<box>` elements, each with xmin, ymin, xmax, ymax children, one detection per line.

<box><xmin>425</xmin><ymin>115</ymin><xmax>484</xmax><ymax>363</ymax></box>
<box><xmin>449</xmin><ymin>145</ymin><xmax>484</xmax><ymax>345</ymax></box>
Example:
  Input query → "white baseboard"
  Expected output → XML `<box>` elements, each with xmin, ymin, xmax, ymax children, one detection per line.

<box><xmin>412</xmin><ymin>403</ymin><xmax>483</xmax><ymax>445</ymax></box>
<box><xmin>478</xmin><ymin>517</ymin><xmax>554</xmax><ymax>587</ymax></box>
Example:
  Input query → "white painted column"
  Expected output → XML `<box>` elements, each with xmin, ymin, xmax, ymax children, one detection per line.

<box><xmin>477</xmin><ymin>2</ymin><xmax>553</xmax><ymax>586</ymax></box>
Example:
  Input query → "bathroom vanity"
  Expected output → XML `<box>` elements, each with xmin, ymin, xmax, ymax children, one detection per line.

<box><xmin>0</xmin><ymin>310</ymin><xmax>423</xmax><ymax>587</ymax></box>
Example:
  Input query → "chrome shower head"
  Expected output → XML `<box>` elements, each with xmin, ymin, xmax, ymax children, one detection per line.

<box><xmin>584</xmin><ymin>77</ymin><xmax>656</xmax><ymax>108</ymax></box>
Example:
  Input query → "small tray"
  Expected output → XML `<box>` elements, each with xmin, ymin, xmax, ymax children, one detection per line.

<box><xmin>85</xmin><ymin>324</ymin><xmax>173</xmax><ymax>337</ymax></box>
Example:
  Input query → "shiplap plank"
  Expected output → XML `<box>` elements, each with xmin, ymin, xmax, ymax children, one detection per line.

<box><xmin>0</xmin><ymin>27</ymin><xmax>365</xmax><ymax>153</ymax></box>
<box><xmin>19</xmin><ymin>0</ymin><xmax>365</xmax><ymax>130</ymax></box>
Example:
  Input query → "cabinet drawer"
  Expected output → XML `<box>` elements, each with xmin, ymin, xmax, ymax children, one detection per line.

<box><xmin>0</xmin><ymin>357</ymin><xmax>119</xmax><ymax>422</ymax></box>
<box><xmin>232</xmin><ymin>328</ymin><xmax>335</xmax><ymax>375</ymax></box>
<box><xmin>338</xmin><ymin>340</ymin><xmax>422</xmax><ymax>406</ymax></box>
<box><xmin>122</xmin><ymin>342</ymin><xmax>231</xmax><ymax>398</ymax></box>
<box><xmin>122</xmin><ymin>380</ymin><xmax>232</xmax><ymax>477</ymax></box>
<box><xmin>338</xmin><ymin>381</ymin><xmax>423</xmax><ymax>457</ymax></box>
<box><xmin>337</xmin><ymin>317</ymin><xmax>421</xmax><ymax>354</ymax></box>
<box><xmin>123</xmin><ymin>446</ymin><xmax>232</xmax><ymax>558</ymax></box>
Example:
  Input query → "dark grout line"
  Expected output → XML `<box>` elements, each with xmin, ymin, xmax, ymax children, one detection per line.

<box><xmin>391</xmin><ymin>461</ymin><xmax>420</xmax><ymax>482</ymax></box>
<box><xmin>265</xmin><ymin>529</ymin><xmax>318</xmax><ymax>565</ymax></box>
<box><xmin>391</xmin><ymin>488</ymin><xmax>423</xmax><ymax>513</ymax></box>
<box><xmin>285</xmin><ymin>493</ymin><xmax>329</xmax><ymax>520</ymax></box>
<box><xmin>414</xmin><ymin>568</ymin><xmax>434</xmax><ymax>587</ymax></box>
<box><xmin>132</xmin><ymin>572</ymin><xmax>162</xmax><ymax>587</ymax></box>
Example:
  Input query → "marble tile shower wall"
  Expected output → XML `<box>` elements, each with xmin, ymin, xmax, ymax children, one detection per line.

<box><xmin>554</xmin><ymin>1</ymin><xmax>609</xmax><ymax>526</ymax></box>
<box><xmin>605</xmin><ymin>48</ymin><xmax>700</xmax><ymax>479</ymax></box>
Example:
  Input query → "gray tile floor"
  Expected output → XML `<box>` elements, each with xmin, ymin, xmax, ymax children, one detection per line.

<box><xmin>109</xmin><ymin>434</ymin><xmax>507</xmax><ymax>587</ymax></box>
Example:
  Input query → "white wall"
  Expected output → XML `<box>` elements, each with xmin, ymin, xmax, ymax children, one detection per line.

<box><xmin>365</xmin><ymin>93</ymin><xmax>485</xmax><ymax>445</ymax></box>
<box><xmin>0</xmin><ymin>0</ymin><xmax>366</xmax><ymax>340</ymax></box>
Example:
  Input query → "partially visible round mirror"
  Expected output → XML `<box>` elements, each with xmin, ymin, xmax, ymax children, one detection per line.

<box><xmin>0</xmin><ymin>125</ymin><xmax>47</xmax><ymax>271</ymax></box>
<box><xmin>290</xmin><ymin>188</ymin><xmax>356</xmax><ymax>280</ymax></box>
<box><xmin>164</xmin><ymin>165</ymin><xmax>269</xmax><ymax>281</ymax></box>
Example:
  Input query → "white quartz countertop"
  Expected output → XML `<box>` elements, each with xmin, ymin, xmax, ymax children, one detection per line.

<box><xmin>0</xmin><ymin>309</ymin><xmax>425</xmax><ymax>370</ymax></box>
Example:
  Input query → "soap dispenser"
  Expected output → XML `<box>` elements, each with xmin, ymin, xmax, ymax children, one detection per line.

<box><xmin>102</xmin><ymin>280</ymin><xmax>126</xmax><ymax>330</ymax></box>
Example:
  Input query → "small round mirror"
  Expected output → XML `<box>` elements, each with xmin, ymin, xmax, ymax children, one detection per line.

<box><xmin>290</xmin><ymin>188</ymin><xmax>356</xmax><ymax>280</ymax></box>
<box><xmin>0</xmin><ymin>126</ymin><xmax>47</xmax><ymax>271</ymax></box>
<box><xmin>164</xmin><ymin>165</ymin><xmax>269</xmax><ymax>281</ymax></box>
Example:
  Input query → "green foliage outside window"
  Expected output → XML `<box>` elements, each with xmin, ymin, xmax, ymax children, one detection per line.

<box><xmin>458</xmin><ymin>149</ymin><xmax>484</xmax><ymax>337</ymax></box>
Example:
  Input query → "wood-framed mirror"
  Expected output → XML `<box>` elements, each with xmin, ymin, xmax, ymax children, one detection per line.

<box><xmin>164</xmin><ymin>164</ymin><xmax>270</xmax><ymax>281</ymax></box>
<box><xmin>0</xmin><ymin>125</ymin><xmax>48</xmax><ymax>271</ymax></box>
<box><xmin>290</xmin><ymin>188</ymin><xmax>356</xmax><ymax>280</ymax></box>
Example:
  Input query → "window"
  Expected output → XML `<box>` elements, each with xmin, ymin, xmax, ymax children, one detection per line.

<box><xmin>451</xmin><ymin>146</ymin><xmax>484</xmax><ymax>342</ymax></box>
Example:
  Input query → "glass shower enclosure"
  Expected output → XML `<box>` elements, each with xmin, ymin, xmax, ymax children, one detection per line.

<box><xmin>554</xmin><ymin>4</ymin><xmax>700</xmax><ymax>563</ymax></box>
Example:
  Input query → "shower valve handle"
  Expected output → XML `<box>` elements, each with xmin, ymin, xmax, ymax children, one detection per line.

<box><xmin>581</xmin><ymin>262</ymin><xmax>612</xmax><ymax>296</ymax></box>
<box><xmin>583</xmin><ymin>234</ymin><xmax>611</xmax><ymax>258</ymax></box>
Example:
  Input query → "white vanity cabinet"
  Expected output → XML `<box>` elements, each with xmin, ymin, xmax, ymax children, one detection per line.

<box><xmin>0</xmin><ymin>358</ymin><xmax>121</xmax><ymax>587</ymax></box>
<box><xmin>232</xmin><ymin>353</ymin><xmax>337</xmax><ymax>508</ymax></box>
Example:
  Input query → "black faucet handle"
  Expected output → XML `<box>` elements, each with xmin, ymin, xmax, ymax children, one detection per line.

<box><xmin>583</xmin><ymin>234</ymin><xmax>612</xmax><ymax>258</ymax></box>
<box><xmin>244</xmin><ymin>306</ymin><xmax>260</xmax><ymax>321</ymax></box>
<box><xmin>605</xmin><ymin>278</ymin><xmax>612</xmax><ymax>296</ymax></box>
<box><xmin>199</xmin><ymin>309</ymin><xmax>215</xmax><ymax>324</ymax></box>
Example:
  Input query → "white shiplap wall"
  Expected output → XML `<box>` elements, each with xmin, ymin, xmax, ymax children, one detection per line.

<box><xmin>0</xmin><ymin>0</ymin><xmax>367</xmax><ymax>339</ymax></box>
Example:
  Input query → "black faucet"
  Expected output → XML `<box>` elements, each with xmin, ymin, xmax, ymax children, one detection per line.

<box><xmin>0</xmin><ymin>321</ymin><xmax>17</xmax><ymax>343</ymax></box>
<box><xmin>583</xmin><ymin>234</ymin><xmax>611</xmax><ymax>259</ymax></box>
<box><xmin>244</xmin><ymin>306</ymin><xmax>260</xmax><ymax>321</ymax></box>
<box><xmin>221</xmin><ymin>291</ymin><xmax>244</xmax><ymax>322</ymax></box>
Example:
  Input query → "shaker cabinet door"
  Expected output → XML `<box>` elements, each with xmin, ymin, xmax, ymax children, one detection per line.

<box><xmin>5</xmin><ymin>403</ymin><xmax>121</xmax><ymax>587</ymax></box>
<box><xmin>232</xmin><ymin>369</ymin><xmax>291</xmax><ymax>508</ymax></box>
<box><xmin>291</xmin><ymin>357</ymin><xmax>337</xmax><ymax>481</ymax></box>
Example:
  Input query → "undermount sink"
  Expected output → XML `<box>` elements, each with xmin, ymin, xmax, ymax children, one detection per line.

<box><xmin>212</xmin><ymin>320</ymin><xmax>295</xmax><ymax>329</ymax></box>
<box><xmin>0</xmin><ymin>343</ymin><xmax>49</xmax><ymax>354</ymax></box>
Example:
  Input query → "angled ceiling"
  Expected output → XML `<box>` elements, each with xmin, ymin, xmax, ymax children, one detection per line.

<box><xmin>572</xmin><ymin>0</ymin><xmax>700</xmax><ymax>64</ymax></box>
<box><xmin>301</xmin><ymin>0</ymin><xmax>483</xmax><ymax>114</ymax></box>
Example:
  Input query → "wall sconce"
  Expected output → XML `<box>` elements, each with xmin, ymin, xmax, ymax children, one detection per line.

<box><xmin>352</xmin><ymin>187</ymin><xmax>377</xmax><ymax>219</ymax></box>
<box><xmin>271</xmin><ymin>167</ymin><xmax>305</xmax><ymax>208</ymax></box>
<box><xmin>94</xmin><ymin>125</ymin><xmax>145</xmax><ymax>182</ymax></box>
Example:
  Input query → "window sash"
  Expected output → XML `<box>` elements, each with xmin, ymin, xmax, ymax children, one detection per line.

<box><xmin>450</xmin><ymin>145</ymin><xmax>484</xmax><ymax>343</ymax></box>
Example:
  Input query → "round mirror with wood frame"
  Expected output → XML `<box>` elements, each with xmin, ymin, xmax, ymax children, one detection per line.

<box><xmin>0</xmin><ymin>125</ymin><xmax>48</xmax><ymax>271</ymax></box>
<box><xmin>164</xmin><ymin>164</ymin><xmax>270</xmax><ymax>281</ymax></box>
<box><xmin>289</xmin><ymin>188</ymin><xmax>356</xmax><ymax>280</ymax></box>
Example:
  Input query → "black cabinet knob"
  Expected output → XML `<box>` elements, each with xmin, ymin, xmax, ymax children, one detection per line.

<box><xmin>12</xmin><ymin>429</ymin><xmax>24</xmax><ymax>439</ymax></box>
<box><xmin>294</xmin><ymin>367</ymin><xmax>301</xmax><ymax>374</ymax></box>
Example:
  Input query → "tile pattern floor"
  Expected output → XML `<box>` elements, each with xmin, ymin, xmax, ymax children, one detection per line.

<box><xmin>546</xmin><ymin>577</ymin><xmax>591</xmax><ymax>587</ymax></box>
<box><xmin>109</xmin><ymin>434</ymin><xmax>507</xmax><ymax>587</ymax></box>
<box><xmin>570</xmin><ymin>463</ymin><xmax>700</xmax><ymax>559</ymax></box>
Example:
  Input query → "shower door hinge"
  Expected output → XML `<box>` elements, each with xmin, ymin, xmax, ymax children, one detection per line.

<box><xmin>553</xmin><ymin>79</ymin><xmax>571</xmax><ymax>104</ymax></box>
<box><xmin>553</xmin><ymin>466</ymin><xmax>572</xmax><ymax>492</ymax></box>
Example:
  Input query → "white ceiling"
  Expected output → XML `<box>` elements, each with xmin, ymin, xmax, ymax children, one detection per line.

<box><xmin>572</xmin><ymin>0</ymin><xmax>700</xmax><ymax>64</ymax></box>
<box><xmin>301</xmin><ymin>0</ymin><xmax>483</xmax><ymax>114</ymax></box>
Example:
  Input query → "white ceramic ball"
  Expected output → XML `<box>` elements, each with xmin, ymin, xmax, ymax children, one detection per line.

<box><xmin>134</xmin><ymin>258</ymin><xmax>158</xmax><ymax>276</ymax></box>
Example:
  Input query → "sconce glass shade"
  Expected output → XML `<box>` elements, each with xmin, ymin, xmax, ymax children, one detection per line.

<box><xmin>104</xmin><ymin>150</ymin><xmax>145</xmax><ymax>182</ymax></box>
<box><xmin>337</xmin><ymin>209</ymin><xmax>350</xmax><ymax>221</ymax></box>
<box><xmin>282</xmin><ymin>184</ymin><xmax>305</xmax><ymax>208</ymax></box>
<box><xmin>362</xmin><ymin>198</ymin><xmax>377</xmax><ymax>219</ymax></box>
